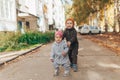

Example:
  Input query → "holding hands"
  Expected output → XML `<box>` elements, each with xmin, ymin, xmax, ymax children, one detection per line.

<box><xmin>62</xmin><ymin>52</ymin><xmax>66</xmax><ymax>57</ymax></box>
<box><xmin>67</xmin><ymin>41</ymin><xmax>71</xmax><ymax>47</ymax></box>
<box><xmin>50</xmin><ymin>59</ymin><xmax>54</xmax><ymax>62</ymax></box>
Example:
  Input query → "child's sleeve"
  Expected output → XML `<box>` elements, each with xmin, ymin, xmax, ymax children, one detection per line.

<box><xmin>63</xmin><ymin>41</ymin><xmax>69</xmax><ymax>53</ymax></box>
<box><xmin>70</xmin><ymin>30</ymin><xmax>77</xmax><ymax>44</ymax></box>
<box><xmin>62</xmin><ymin>30</ymin><xmax>66</xmax><ymax>40</ymax></box>
<box><xmin>50</xmin><ymin>45</ymin><xmax>55</xmax><ymax>59</ymax></box>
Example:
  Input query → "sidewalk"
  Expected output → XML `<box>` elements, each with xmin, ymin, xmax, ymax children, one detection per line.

<box><xmin>0</xmin><ymin>36</ymin><xmax>120</xmax><ymax>80</ymax></box>
<box><xmin>0</xmin><ymin>44</ymin><xmax>42</xmax><ymax>65</ymax></box>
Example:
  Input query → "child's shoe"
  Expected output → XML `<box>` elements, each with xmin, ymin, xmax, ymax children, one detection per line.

<box><xmin>72</xmin><ymin>64</ymin><xmax>78</xmax><ymax>72</ymax></box>
<box><xmin>63</xmin><ymin>71</ymin><xmax>70</xmax><ymax>77</ymax></box>
<box><xmin>70</xmin><ymin>64</ymin><xmax>73</xmax><ymax>68</ymax></box>
<box><xmin>54</xmin><ymin>69</ymin><xmax>59</xmax><ymax>76</ymax></box>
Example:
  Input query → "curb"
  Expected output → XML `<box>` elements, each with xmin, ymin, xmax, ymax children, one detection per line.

<box><xmin>0</xmin><ymin>44</ymin><xmax>42</xmax><ymax>66</ymax></box>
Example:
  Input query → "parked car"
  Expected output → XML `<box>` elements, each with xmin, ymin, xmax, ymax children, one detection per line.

<box><xmin>78</xmin><ymin>25</ymin><xmax>102</xmax><ymax>34</ymax></box>
<box><xmin>77</xmin><ymin>25</ymin><xmax>83</xmax><ymax>32</ymax></box>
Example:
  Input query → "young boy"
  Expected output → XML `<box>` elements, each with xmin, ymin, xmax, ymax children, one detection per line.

<box><xmin>50</xmin><ymin>30</ymin><xmax>70</xmax><ymax>76</ymax></box>
<box><xmin>63</xmin><ymin>18</ymin><xmax>79</xmax><ymax>72</ymax></box>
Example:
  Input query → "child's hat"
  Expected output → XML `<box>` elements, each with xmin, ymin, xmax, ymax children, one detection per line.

<box><xmin>55</xmin><ymin>30</ymin><xmax>63</xmax><ymax>37</ymax></box>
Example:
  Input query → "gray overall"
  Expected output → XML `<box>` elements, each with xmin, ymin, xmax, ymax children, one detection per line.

<box><xmin>50</xmin><ymin>40</ymin><xmax>70</xmax><ymax>72</ymax></box>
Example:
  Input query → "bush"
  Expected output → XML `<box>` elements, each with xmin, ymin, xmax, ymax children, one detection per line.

<box><xmin>0</xmin><ymin>31</ymin><xmax>54</xmax><ymax>52</ymax></box>
<box><xmin>17</xmin><ymin>31</ymin><xmax>54</xmax><ymax>44</ymax></box>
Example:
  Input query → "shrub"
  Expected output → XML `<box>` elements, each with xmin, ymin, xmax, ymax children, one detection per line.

<box><xmin>17</xmin><ymin>31</ymin><xmax>54</xmax><ymax>44</ymax></box>
<box><xmin>0</xmin><ymin>31</ymin><xmax>54</xmax><ymax>52</ymax></box>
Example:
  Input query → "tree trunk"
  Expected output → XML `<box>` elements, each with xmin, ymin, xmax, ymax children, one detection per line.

<box><xmin>113</xmin><ymin>0</ymin><xmax>117</xmax><ymax>32</ymax></box>
<box><xmin>118</xmin><ymin>15</ymin><xmax>120</xmax><ymax>32</ymax></box>
<box><xmin>104</xmin><ymin>4</ymin><xmax>108</xmax><ymax>33</ymax></box>
<box><xmin>117</xmin><ymin>0</ymin><xmax>120</xmax><ymax>32</ymax></box>
<box><xmin>114</xmin><ymin>0</ymin><xmax>120</xmax><ymax>32</ymax></box>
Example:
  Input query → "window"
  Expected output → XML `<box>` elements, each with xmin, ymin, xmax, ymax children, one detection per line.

<box><xmin>0</xmin><ymin>1</ymin><xmax>4</xmax><ymax>18</ymax></box>
<box><xmin>26</xmin><ymin>21</ymin><xmax>30</xmax><ymax>29</ymax></box>
<box><xmin>0</xmin><ymin>0</ymin><xmax>9</xmax><ymax>19</ymax></box>
<box><xmin>0</xmin><ymin>1</ymin><xmax>1</xmax><ymax>17</ymax></box>
<box><xmin>84</xmin><ymin>27</ymin><xmax>88</xmax><ymax>29</ymax></box>
<box><xmin>5</xmin><ymin>1</ymin><xmax>9</xmax><ymax>18</ymax></box>
<box><xmin>3</xmin><ymin>0</ymin><xmax>5</xmax><ymax>18</ymax></box>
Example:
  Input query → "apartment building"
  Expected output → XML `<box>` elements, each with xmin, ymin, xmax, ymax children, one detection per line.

<box><xmin>17</xmin><ymin>0</ymin><xmax>40</xmax><ymax>33</ymax></box>
<box><xmin>0</xmin><ymin>0</ymin><xmax>17</xmax><ymax>32</ymax></box>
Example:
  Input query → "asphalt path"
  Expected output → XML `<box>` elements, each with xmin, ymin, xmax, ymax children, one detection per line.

<box><xmin>0</xmin><ymin>35</ymin><xmax>120</xmax><ymax>80</ymax></box>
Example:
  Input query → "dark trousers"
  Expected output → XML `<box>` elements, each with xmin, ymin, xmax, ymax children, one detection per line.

<box><xmin>68</xmin><ymin>47</ymin><xmax>78</xmax><ymax>64</ymax></box>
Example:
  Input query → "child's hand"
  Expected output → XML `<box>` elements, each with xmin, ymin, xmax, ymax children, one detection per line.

<box><xmin>62</xmin><ymin>52</ymin><xmax>66</xmax><ymax>57</ymax></box>
<box><xmin>67</xmin><ymin>41</ymin><xmax>71</xmax><ymax>47</ymax></box>
<box><xmin>50</xmin><ymin>59</ymin><xmax>54</xmax><ymax>62</ymax></box>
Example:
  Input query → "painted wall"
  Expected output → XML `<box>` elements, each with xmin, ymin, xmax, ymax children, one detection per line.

<box><xmin>0</xmin><ymin>0</ymin><xmax>17</xmax><ymax>31</ymax></box>
<box><xmin>19</xmin><ymin>0</ymin><xmax>38</xmax><ymax>16</ymax></box>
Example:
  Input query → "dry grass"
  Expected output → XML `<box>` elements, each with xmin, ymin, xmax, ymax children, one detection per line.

<box><xmin>81</xmin><ymin>32</ymin><xmax>120</xmax><ymax>54</ymax></box>
<box><xmin>0</xmin><ymin>32</ymin><xmax>15</xmax><ymax>46</ymax></box>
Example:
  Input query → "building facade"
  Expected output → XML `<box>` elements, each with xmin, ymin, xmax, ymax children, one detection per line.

<box><xmin>0</xmin><ymin>0</ymin><xmax>69</xmax><ymax>33</ymax></box>
<box><xmin>0</xmin><ymin>0</ymin><xmax>17</xmax><ymax>32</ymax></box>
<box><xmin>18</xmin><ymin>0</ymin><xmax>40</xmax><ymax>33</ymax></box>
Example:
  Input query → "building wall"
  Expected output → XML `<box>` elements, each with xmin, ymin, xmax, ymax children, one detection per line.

<box><xmin>18</xmin><ymin>0</ymin><xmax>39</xmax><ymax>32</ymax></box>
<box><xmin>25</xmin><ymin>0</ymin><xmax>38</xmax><ymax>16</ymax></box>
<box><xmin>0</xmin><ymin>0</ymin><xmax>17</xmax><ymax>31</ymax></box>
<box><xmin>51</xmin><ymin>0</ymin><xmax>65</xmax><ymax>30</ymax></box>
<box><xmin>37</xmin><ymin>0</ymin><xmax>48</xmax><ymax>32</ymax></box>
<box><xmin>26</xmin><ymin>17</ymin><xmax>38</xmax><ymax>31</ymax></box>
<box><xmin>19</xmin><ymin>0</ymin><xmax>38</xmax><ymax>16</ymax></box>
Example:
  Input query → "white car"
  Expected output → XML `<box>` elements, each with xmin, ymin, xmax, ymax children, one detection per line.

<box><xmin>78</xmin><ymin>25</ymin><xmax>101</xmax><ymax>34</ymax></box>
